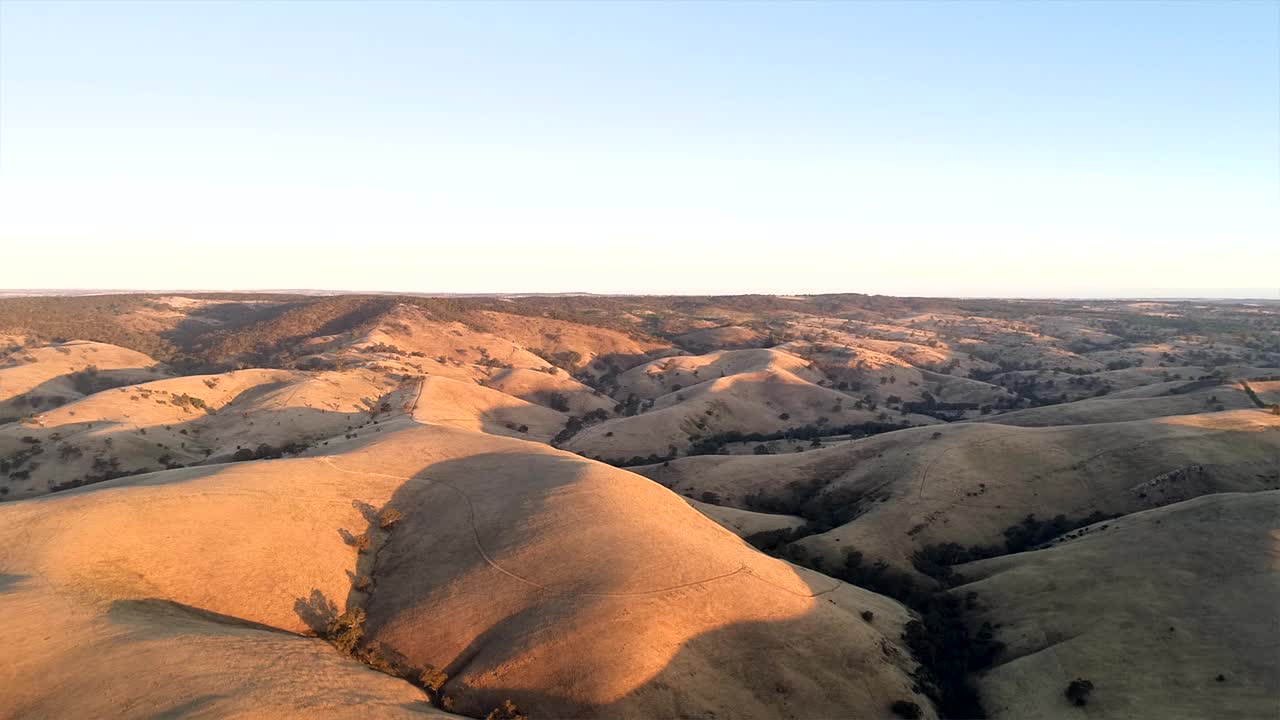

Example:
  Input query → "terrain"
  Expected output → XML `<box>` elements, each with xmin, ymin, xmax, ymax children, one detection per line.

<box><xmin>1</xmin><ymin>292</ymin><xmax>1277</xmax><ymax>719</ymax></box>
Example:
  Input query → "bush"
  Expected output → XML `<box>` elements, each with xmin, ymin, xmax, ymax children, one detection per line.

<box><xmin>326</xmin><ymin>608</ymin><xmax>366</xmax><ymax>653</ymax></box>
<box><xmin>352</xmin><ymin>533</ymin><xmax>371</xmax><ymax>553</ymax></box>
<box><xmin>547</xmin><ymin>392</ymin><xmax>570</xmax><ymax>412</ymax></box>
<box><xmin>890</xmin><ymin>700</ymin><xmax>923</xmax><ymax>719</ymax></box>
<box><xmin>378</xmin><ymin>508</ymin><xmax>403</xmax><ymax>529</ymax></box>
<box><xmin>485</xmin><ymin>700</ymin><xmax>527</xmax><ymax>720</ymax></box>
<box><xmin>1064</xmin><ymin>678</ymin><xmax>1094</xmax><ymax>706</ymax></box>
<box><xmin>419</xmin><ymin>665</ymin><xmax>448</xmax><ymax>693</ymax></box>
<box><xmin>170</xmin><ymin>393</ymin><xmax>209</xmax><ymax>412</ymax></box>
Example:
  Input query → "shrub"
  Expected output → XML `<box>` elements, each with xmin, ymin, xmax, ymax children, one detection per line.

<box><xmin>352</xmin><ymin>533</ymin><xmax>371</xmax><ymax>553</ymax></box>
<box><xmin>378</xmin><ymin>508</ymin><xmax>404</xmax><ymax>529</ymax></box>
<box><xmin>170</xmin><ymin>393</ymin><xmax>209</xmax><ymax>412</ymax></box>
<box><xmin>486</xmin><ymin>700</ymin><xmax>527</xmax><ymax>720</ymax></box>
<box><xmin>861</xmin><ymin>610</ymin><xmax>874</xmax><ymax>622</ymax></box>
<box><xmin>353</xmin><ymin>575</ymin><xmax>373</xmax><ymax>592</ymax></box>
<box><xmin>1064</xmin><ymin>678</ymin><xmax>1094</xmax><ymax>706</ymax></box>
<box><xmin>547</xmin><ymin>392</ymin><xmax>570</xmax><ymax>412</ymax></box>
<box><xmin>326</xmin><ymin>608</ymin><xmax>366</xmax><ymax>653</ymax></box>
<box><xmin>890</xmin><ymin>700</ymin><xmax>923</xmax><ymax>719</ymax></box>
<box><xmin>419</xmin><ymin>665</ymin><xmax>448</xmax><ymax>693</ymax></box>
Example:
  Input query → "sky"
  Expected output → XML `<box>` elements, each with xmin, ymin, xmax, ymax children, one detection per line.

<box><xmin>1</xmin><ymin>1</ymin><xmax>1277</xmax><ymax>298</ymax></box>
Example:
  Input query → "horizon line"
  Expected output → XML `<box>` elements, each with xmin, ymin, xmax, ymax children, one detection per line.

<box><xmin>1</xmin><ymin>288</ymin><xmax>1278</xmax><ymax>302</ymax></box>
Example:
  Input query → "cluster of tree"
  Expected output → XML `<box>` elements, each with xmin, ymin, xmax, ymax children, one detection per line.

<box><xmin>901</xmin><ymin>392</ymin><xmax>982</xmax><ymax>420</ymax></box>
<box><xmin>230</xmin><ymin>441</ymin><xmax>310</xmax><ymax>462</ymax></box>
<box><xmin>774</xmin><ymin>544</ymin><xmax>998</xmax><ymax>718</ymax></box>
<box><xmin>362</xmin><ymin>342</ymin><xmax>407</xmax><ymax>355</ymax></box>
<box><xmin>550</xmin><ymin>408</ymin><xmax>611</xmax><ymax>446</ymax></box>
<box><xmin>48</xmin><ymin>453</ymin><xmax>148</xmax><ymax>493</ymax></box>
<box><xmin>612</xmin><ymin>394</ymin><xmax>651</xmax><ymax>416</ymax></box>
<box><xmin>752</xmin><ymin>507</ymin><xmax>1135</xmax><ymax>717</ymax></box>
<box><xmin>912</xmin><ymin>511</ymin><xmax>1116</xmax><ymax>586</ymax></box>
<box><xmin>1239</xmin><ymin>381</ymin><xmax>1268</xmax><ymax>410</ymax></box>
<box><xmin>743</xmin><ymin>523</ymin><xmax>823</xmax><ymax>554</ymax></box>
<box><xmin>472</xmin><ymin>347</ymin><xmax>512</xmax><ymax>368</ymax></box>
<box><xmin>687</xmin><ymin>420</ymin><xmax>910</xmax><ymax>456</ymax></box>
<box><xmin>168</xmin><ymin>393</ymin><xmax>210</xmax><ymax>412</ymax></box>
<box><xmin>594</xmin><ymin>452</ymin><xmax>676</xmax><ymax>468</ymax></box>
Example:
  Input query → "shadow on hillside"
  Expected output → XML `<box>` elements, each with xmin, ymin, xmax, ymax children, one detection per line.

<box><xmin>158</xmin><ymin>300</ymin><xmax>296</xmax><ymax>354</ymax></box>
<box><xmin>0</xmin><ymin>573</ymin><xmax>27</xmax><ymax>594</ymax></box>
<box><xmin>149</xmin><ymin>695</ymin><xmax>229</xmax><ymax>719</ymax></box>
<box><xmin>290</xmin><ymin>447</ymin><xmax>929</xmax><ymax>719</ymax></box>
<box><xmin>107</xmin><ymin>597</ymin><xmax>298</xmax><ymax>638</ymax></box>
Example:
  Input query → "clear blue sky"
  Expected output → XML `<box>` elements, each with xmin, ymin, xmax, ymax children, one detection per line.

<box><xmin>1</xmin><ymin>1</ymin><xmax>1276</xmax><ymax>297</ymax></box>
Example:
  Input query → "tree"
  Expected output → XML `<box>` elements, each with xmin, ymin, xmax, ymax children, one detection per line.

<box><xmin>889</xmin><ymin>700</ymin><xmax>922</xmax><ymax>719</ymax></box>
<box><xmin>1065</xmin><ymin>678</ymin><xmax>1094</xmax><ymax>706</ymax></box>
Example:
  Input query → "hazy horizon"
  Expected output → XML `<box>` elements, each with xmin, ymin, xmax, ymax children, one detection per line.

<box><xmin>1</xmin><ymin>286</ymin><xmax>1277</xmax><ymax>302</ymax></box>
<box><xmin>2</xmin><ymin>1</ymin><xmax>1277</xmax><ymax>295</ymax></box>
